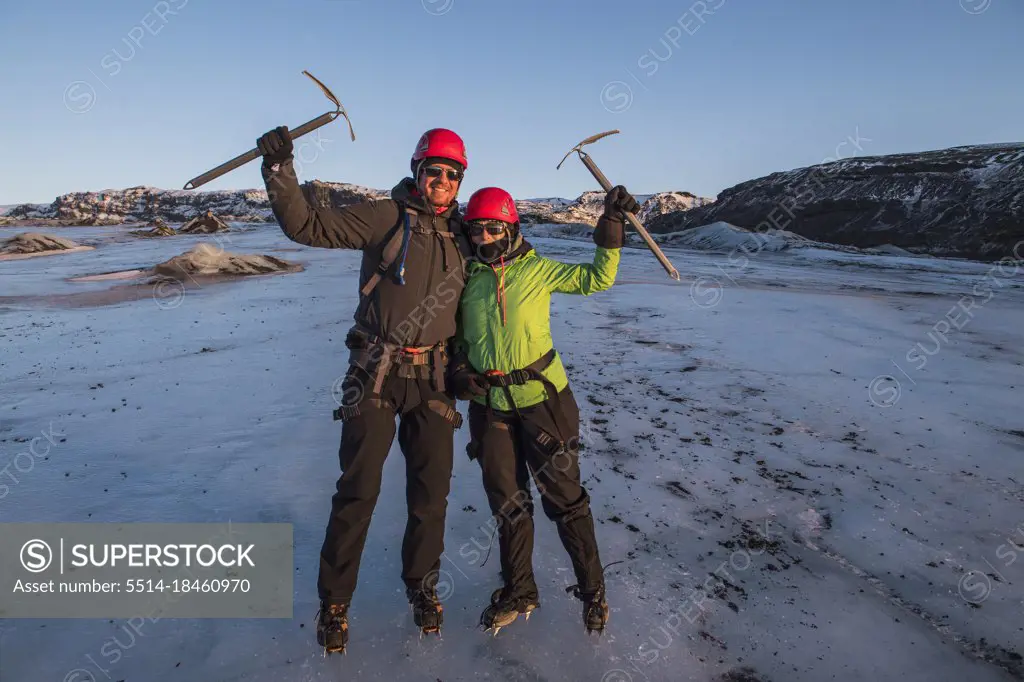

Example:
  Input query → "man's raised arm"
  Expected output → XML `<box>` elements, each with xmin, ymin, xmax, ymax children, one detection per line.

<box><xmin>258</xmin><ymin>125</ymin><xmax>396</xmax><ymax>250</ymax></box>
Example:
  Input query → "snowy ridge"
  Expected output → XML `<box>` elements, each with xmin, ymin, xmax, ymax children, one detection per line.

<box><xmin>4</xmin><ymin>185</ymin><xmax>711</xmax><ymax>230</ymax></box>
<box><xmin>4</xmin><ymin>182</ymin><xmax>389</xmax><ymax>226</ymax></box>
<box><xmin>526</xmin><ymin>220</ymin><xmax>929</xmax><ymax>259</ymax></box>
<box><xmin>647</xmin><ymin>141</ymin><xmax>1024</xmax><ymax>261</ymax></box>
<box><xmin>517</xmin><ymin>190</ymin><xmax>714</xmax><ymax>227</ymax></box>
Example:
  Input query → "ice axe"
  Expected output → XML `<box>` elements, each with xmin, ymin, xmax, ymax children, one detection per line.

<box><xmin>557</xmin><ymin>130</ymin><xmax>680</xmax><ymax>281</ymax></box>
<box><xmin>182</xmin><ymin>70</ymin><xmax>355</xmax><ymax>190</ymax></box>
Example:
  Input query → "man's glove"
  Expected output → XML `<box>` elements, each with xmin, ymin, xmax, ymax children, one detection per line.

<box><xmin>257</xmin><ymin>125</ymin><xmax>294</xmax><ymax>166</ymax></box>
<box><xmin>450</xmin><ymin>370</ymin><xmax>490</xmax><ymax>401</ymax></box>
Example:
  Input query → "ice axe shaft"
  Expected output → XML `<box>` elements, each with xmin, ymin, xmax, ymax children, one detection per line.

<box><xmin>557</xmin><ymin>130</ymin><xmax>680</xmax><ymax>281</ymax></box>
<box><xmin>183</xmin><ymin>70</ymin><xmax>355</xmax><ymax>190</ymax></box>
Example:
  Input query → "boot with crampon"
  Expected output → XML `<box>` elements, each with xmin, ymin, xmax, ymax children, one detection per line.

<box><xmin>316</xmin><ymin>601</ymin><xmax>350</xmax><ymax>655</ymax></box>
<box><xmin>479</xmin><ymin>586</ymin><xmax>540</xmax><ymax>636</ymax></box>
<box><xmin>567</xmin><ymin>584</ymin><xmax>609</xmax><ymax>634</ymax></box>
<box><xmin>407</xmin><ymin>586</ymin><xmax>443</xmax><ymax>636</ymax></box>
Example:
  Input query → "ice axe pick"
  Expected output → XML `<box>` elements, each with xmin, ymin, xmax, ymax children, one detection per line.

<box><xmin>182</xmin><ymin>70</ymin><xmax>355</xmax><ymax>190</ymax></box>
<box><xmin>557</xmin><ymin>130</ymin><xmax>680</xmax><ymax>281</ymax></box>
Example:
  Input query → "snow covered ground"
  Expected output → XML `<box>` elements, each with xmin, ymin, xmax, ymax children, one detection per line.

<box><xmin>1</xmin><ymin>223</ymin><xmax>1023</xmax><ymax>682</ymax></box>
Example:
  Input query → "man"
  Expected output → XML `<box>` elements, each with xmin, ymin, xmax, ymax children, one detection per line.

<box><xmin>256</xmin><ymin>125</ymin><xmax>473</xmax><ymax>655</ymax></box>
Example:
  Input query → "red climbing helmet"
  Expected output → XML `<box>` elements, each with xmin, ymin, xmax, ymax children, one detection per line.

<box><xmin>411</xmin><ymin>128</ymin><xmax>468</xmax><ymax>171</ymax></box>
<box><xmin>465</xmin><ymin>187</ymin><xmax>519</xmax><ymax>224</ymax></box>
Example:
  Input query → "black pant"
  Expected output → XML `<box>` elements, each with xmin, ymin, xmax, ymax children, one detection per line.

<box><xmin>468</xmin><ymin>386</ymin><xmax>604</xmax><ymax>598</ymax></box>
<box><xmin>318</xmin><ymin>375</ymin><xmax>456</xmax><ymax>605</ymax></box>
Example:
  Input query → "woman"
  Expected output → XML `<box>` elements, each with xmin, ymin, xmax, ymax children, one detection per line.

<box><xmin>449</xmin><ymin>185</ymin><xmax>639</xmax><ymax>635</ymax></box>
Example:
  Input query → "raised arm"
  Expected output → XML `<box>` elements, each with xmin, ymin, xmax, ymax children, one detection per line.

<box><xmin>537</xmin><ymin>185</ymin><xmax>638</xmax><ymax>295</ymax></box>
<box><xmin>258</xmin><ymin>126</ymin><xmax>397</xmax><ymax>250</ymax></box>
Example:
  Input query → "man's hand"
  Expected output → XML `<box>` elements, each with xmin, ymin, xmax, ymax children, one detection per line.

<box><xmin>257</xmin><ymin>126</ymin><xmax>294</xmax><ymax>166</ymax></box>
<box><xmin>451</xmin><ymin>370</ymin><xmax>489</xmax><ymax>401</ymax></box>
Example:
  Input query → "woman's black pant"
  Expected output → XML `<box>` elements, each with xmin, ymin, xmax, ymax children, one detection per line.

<box><xmin>467</xmin><ymin>386</ymin><xmax>604</xmax><ymax>598</ymax></box>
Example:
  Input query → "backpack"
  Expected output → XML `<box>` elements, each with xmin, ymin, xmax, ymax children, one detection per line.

<box><xmin>359</xmin><ymin>201</ymin><xmax>466</xmax><ymax>298</ymax></box>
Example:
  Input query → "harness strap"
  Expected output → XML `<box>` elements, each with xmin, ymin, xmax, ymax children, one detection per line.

<box><xmin>333</xmin><ymin>397</ymin><xmax>391</xmax><ymax>422</ymax></box>
<box><xmin>348</xmin><ymin>325</ymin><xmax>448</xmax><ymax>396</ymax></box>
<box><xmin>480</xmin><ymin>349</ymin><xmax>572</xmax><ymax>445</ymax></box>
<box><xmin>426</xmin><ymin>399</ymin><xmax>463</xmax><ymax>429</ymax></box>
<box><xmin>360</xmin><ymin>209</ymin><xmax>412</xmax><ymax>298</ymax></box>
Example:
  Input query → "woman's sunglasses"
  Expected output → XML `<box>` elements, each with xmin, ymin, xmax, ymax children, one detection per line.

<box><xmin>422</xmin><ymin>165</ymin><xmax>464</xmax><ymax>182</ymax></box>
<box><xmin>468</xmin><ymin>220</ymin><xmax>509</xmax><ymax>236</ymax></box>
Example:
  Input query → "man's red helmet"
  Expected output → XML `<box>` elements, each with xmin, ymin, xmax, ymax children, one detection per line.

<box><xmin>411</xmin><ymin>128</ymin><xmax>468</xmax><ymax>171</ymax></box>
<box><xmin>465</xmin><ymin>187</ymin><xmax>519</xmax><ymax>224</ymax></box>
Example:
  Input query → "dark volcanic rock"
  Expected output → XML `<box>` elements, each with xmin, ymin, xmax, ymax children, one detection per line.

<box><xmin>5</xmin><ymin>181</ymin><xmax>388</xmax><ymax>226</ymax></box>
<box><xmin>647</xmin><ymin>143</ymin><xmax>1024</xmax><ymax>261</ymax></box>
<box><xmin>179</xmin><ymin>211</ymin><xmax>230</xmax><ymax>234</ymax></box>
<box><xmin>1</xmin><ymin>232</ymin><xmax>90</xmax><ymax>256</ymax></box>
<box><xmin>151</xmin><ymin>243</ymin><xmax>301</xmax><ymax>279</ymax></box>
<box><xmin>301</xmin><ymin>179</ymin><xmax>389</xmax><ymax>211</ymax></box>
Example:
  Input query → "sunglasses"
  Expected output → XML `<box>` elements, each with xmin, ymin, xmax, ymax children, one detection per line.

<box><xmin>468</xmin><ymin>220</ymin><xmax>509</xmax><ymax>236</ymax></box>
<box><xmin>422</xmin><ymin>165</ymin><xmax>463</xmax><ymax>182</ymax></box>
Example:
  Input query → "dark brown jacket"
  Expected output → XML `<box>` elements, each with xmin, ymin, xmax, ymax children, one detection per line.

<box><xmin>261</xmin><ymin>158</ymin><xmax>471</xmax><ymax>348</ymax></box>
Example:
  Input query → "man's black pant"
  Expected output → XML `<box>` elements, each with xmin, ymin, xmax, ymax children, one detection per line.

<box><xmin>318</xmin><ymin>375</ymin><xmax>456</xmax><ymax>605</ymax></box>
<box><xmin>468</xmin><ymin>386</ymin><xmax>604</xmax><ymax>598</ymax></box>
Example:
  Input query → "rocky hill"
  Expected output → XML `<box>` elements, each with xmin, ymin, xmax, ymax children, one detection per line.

<box><xmin>647</xmin><ymin>143</ymin><xmax>1024</xmax><ymax>261</ymax></box>
<box><xmin>3</xmin><ymin>181</ymin><xmax>389</xmax><ymax>226</ymax></box>
<box><xmin>516</xmin><ymin>191</ymin><xmax>713</xmax><ymax>226</ymax></box>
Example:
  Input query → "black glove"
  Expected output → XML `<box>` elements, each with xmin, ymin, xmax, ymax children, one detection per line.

<box><xmin>257</xmin><ymin>126</ymin><xmax>293</xmax><ymax>166</ymax></box>
<box><xmin>603</xmin><ymin>185</ymin><xmax>640</xmax><ymax>222</ymax></box>
<box><xmin>595</xmin><ymin>186</ymin><xmax>640</xmax><ymax>248</ymax></box>
<box><xmin>451</xmin><ymin>370</ymin><xmax>490</xmax><ymax>401</ymax></box>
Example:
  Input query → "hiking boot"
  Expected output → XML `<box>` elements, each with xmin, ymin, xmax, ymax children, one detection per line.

<box><xmin>316</xmin><ymin>601</ymin><xmax>349</xmax><ymax>655</ymax></box>
<box><xmin>407</xmin><ymin>586</ymin><xmax>443</xmax><ymax>635</ymax></box>
<box><xmin>480</xmin><ymin>586</ymin><xmax>540</xmax><ymax>636</ymax></box>
<box><xmin>567</xmin><ymin>584</ymin><xmax>609</xmax><ymax>634</ymax></box>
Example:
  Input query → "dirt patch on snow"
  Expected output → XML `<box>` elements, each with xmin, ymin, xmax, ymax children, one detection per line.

<box><xmin>150</xmin><ymin>243</ymin><xmax>300</xmax><ymax>279</ymax></box>
<box><xmin>7</xmin><ymin>243</ymin><xmax>303</xmax><ymax>308</ymax></box>
<box><xmin>180</xmin><ymin>211</ymin><xmax>230</xmax><ymax>234</ymax></box>
<box><xmin>0</xmin><ymin>232</ymin><xmax>95</xmax><ymax>261</ymax></box>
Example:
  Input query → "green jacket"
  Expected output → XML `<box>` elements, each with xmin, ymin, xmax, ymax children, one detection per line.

<box><xmin>456</xmin><ymin>242</ymin><xmax>620</xmax><ymax>411</ymax></box>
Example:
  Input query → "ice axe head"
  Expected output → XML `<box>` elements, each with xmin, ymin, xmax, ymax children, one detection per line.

<box><xmin>556</xmin><ymin>129</ymin><xmax>620</xmax><ymax>170</ymax></box>
<box><xmin>302</xmin><ymin>69</ymin><xmax>355</xmax><ymax>142</ymax></box>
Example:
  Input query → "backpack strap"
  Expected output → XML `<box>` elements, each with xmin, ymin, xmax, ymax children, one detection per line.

<box><xmin>360</xmin><ymin>204</ymin><xmax>417</xmax><ymax>298</ymax></box>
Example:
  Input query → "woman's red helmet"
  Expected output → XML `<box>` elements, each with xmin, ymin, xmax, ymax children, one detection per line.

<box><xmin>465</xmin><ymin>187</ymin><xmax>519</xmax><ymax>224</ymax></box>
<box><xmin>411</xmin><ymin>128</ymin><xmax>468</xmax><ymax>172</ymax></box>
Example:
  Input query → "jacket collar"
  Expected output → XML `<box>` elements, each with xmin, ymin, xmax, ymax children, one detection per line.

<box><xmin>467</xmin><ymin>239</ymin><xmax>535</xmax><ymax>273</ymax></box>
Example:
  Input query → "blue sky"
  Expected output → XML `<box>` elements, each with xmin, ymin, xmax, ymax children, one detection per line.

<box><xmin>1</xmin><ymin>0</ymin><xmax>1021</xmax><ymax>205</ymax></box>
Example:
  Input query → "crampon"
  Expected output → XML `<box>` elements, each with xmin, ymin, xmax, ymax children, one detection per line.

<box><xmin>408</xmin><ymin>586</ymin><xmax>443</xmax><ymax>638</ymax></box>
<box><xmin>315</xmin><ymin>602</ymin><xmax>349</xmax><ymax>656</ymax></box>
<box><xmin>566</xmin><ymin>584</ymin><xmax>609</xmax><ymax>635</ymax></box>
<box><xmin>479</xmin><ymin>587</ymin><xmax>540</xmax><ymax>637</ymax></box>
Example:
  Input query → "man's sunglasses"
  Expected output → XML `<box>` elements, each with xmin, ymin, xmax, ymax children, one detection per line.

<box><xmin>422</xmin><ymin>165</ymin><xmax>464</xmax><ymax>182</ymax></box>
<box><xmin>468</xmin><ymin>220</ymin><xmax>508</xmax><ymax>236</ymax></box>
